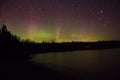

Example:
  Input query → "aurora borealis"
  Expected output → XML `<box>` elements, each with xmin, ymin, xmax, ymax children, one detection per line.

<box><xmin>0</xmin><ymin>0</ymin><xmax>120</xmax><ymax>42</ymax></box>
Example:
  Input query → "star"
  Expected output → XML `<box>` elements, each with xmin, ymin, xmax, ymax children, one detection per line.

<box><xmin>100</xmin><ymin>10</ymin><xmax>103</xmax><ymax>14</ymax></box>
<box><xmin>97</xmin><ymin>10</ymin><xmax>104</xmax><ymax>15</ymax></box>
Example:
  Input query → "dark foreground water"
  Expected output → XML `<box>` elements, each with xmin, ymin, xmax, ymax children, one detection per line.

<box><xmin>31</xmin><ymin>48</ymin><xmax>120</xmax><ymax>80</ymax></box>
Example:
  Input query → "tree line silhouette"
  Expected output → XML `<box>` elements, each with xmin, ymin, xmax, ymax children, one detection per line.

<box><xmin>0</xmin><ymin>24</ymin><xmax>120</xmax><ymax>62</ymax></box>
<box><xmin>1</xmin><ymin>24</ymin><xmax>120</xmax><ymax>55</ymax></box>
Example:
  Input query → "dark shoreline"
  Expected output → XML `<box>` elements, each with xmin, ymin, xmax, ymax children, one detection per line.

<box><xmin>24</xmin><ymin>41</ymin><xmax>120</xmax><ymax>54</ymax></box>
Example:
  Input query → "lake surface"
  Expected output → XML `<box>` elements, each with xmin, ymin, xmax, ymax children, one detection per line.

<box><xmin>31</xmin><ymin>48</ymin><xmax>120</xmax><ymax>79</ymax></box>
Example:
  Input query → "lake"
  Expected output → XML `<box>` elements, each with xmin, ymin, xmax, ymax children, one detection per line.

<box><xmin>31</xmin><ymin>48</ymin><xmax>120</xmax><ymax>80</ymax></box>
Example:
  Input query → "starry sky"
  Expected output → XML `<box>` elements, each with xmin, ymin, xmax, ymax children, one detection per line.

<box><xmin>0</xmin><ymin>0</ymin><xmax>120</xmax><ymax>42</ymax></box>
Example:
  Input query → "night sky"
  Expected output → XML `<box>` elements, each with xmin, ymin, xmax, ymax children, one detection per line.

<box><xmin>0</xmin><ymin>0</ymin><xmax>120</xmax><ymax>42</ymax></box>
